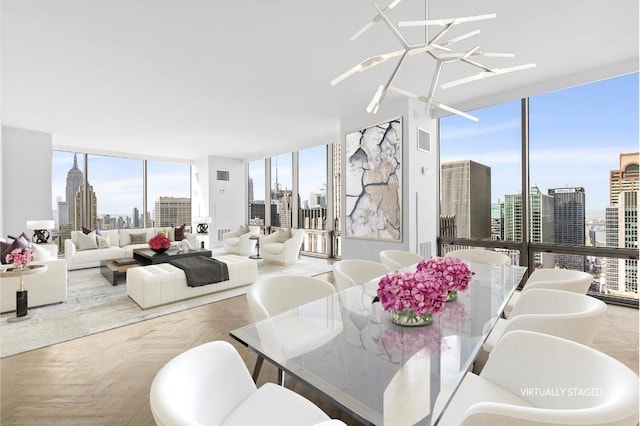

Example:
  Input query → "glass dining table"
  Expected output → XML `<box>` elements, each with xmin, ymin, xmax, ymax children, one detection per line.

<box><xmin>230</xmin><ymin>261</ymin><xmax>527</xmax><ymax>425</ymax></box>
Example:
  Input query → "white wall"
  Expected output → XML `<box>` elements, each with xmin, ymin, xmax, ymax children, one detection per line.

<box><xmin>192</xmin><ymin>155</ymin><xmax>245</xmax><ymax>248</ymax></box>
<box><xmin>340</xmin><ymin>99</ymin><xmax>439</xmax><ymax>261</ymax></box>
<box><xmin>2</xmin><ymin>127</ymin><xmax>53</xmax><ymax>236</ymax></box>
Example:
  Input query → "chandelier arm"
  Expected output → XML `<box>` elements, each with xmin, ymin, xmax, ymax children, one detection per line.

<box><xmin>428</xmin><ymin>23</ymin><xmax>454</xmax><ymax>46</ymax></box>
<box><xmin>375</xmin><ymin>3</ymin><xmax>410</xmax><ymax>49</ymax></box>
<box><xmin>351</xmin><ymin>0</ymin><xmax>406</xmax><ymax>41</ymax></box>
<box><xmin>424</xmin><ymin>60</ymin><xmax>445</xmax><ymax>114</ymax></box>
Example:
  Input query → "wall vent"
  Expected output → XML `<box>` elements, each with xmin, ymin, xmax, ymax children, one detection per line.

<box><xmin>418</xmin><ymin>241</ymin><xmax>432</xmax><ymax>259</ymax></box>
<box><xmin>217</xmin><ymin>228</ymin><xmax>231</xmax><ymax>241</ymax></box>
<box><xmin>216</xmin><ymin>170</ymin><xmax>230</xmax><ymax>181</ymax></box>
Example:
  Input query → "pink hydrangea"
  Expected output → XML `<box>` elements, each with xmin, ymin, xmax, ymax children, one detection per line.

<box><xmin>5</xmin><ymin>247</ymin><xmax>33</xmax><ymax>268</ymax></box>
<box><xmin>377</xmin><ymin>269</ymin><xmax>449</xmax><ymax>315</ymax></box>
<box><xmin>416</xmin><ymin>256</ymin><xmax>473</xmax><ymax>292</ymax></box>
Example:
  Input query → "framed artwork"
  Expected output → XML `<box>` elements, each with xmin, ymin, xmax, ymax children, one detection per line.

<box><xmin>345</xmin><ymin>116</ymin><xmax>402</xmax><ymax>241</ymax></box>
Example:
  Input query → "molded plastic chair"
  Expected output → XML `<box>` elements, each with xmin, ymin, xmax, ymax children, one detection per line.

<box><xmin>223</xmin><ymin>225</ymin><xmax>260</xmax><ymax>255</ymax></box>
<box><xmin>379</xmin><ymin>250</ymin><xmax>423</xmax><ymax>270</ymax></box>
<box><xmin>247</xmin><ymin>275</ymin><xmax>338</xmax><ymax>382</ymax></box>
<box><xmin>332</xmin><ymin>259</ymin><xmax>392</xmax><ymax>292</ymax></box>
<box><xmin>505</xmin><ymin>268</ymin><xmax>594</xmax><ymax>317</ymax></box>
<box><xmin>150</xmin><ymin>340</ymin><xmax>344</xmax><ymax>426</ymax></box>
<box><xmin>483</xmin><ymin>288</ymin><xmax>607</xmax><ymax>353</ymax></box>
<box><xmin>444</xmin><ymin>248</ymin><xmax>511</xmax><ymax>265</ymax></box>
<box><xmin>436</xmin><ymin>330</ymin><xmax>639</xmax><ymax>426</ymax></box>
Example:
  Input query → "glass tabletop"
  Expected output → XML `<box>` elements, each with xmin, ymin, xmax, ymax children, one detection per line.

<box><xmin>231</xmin><ymin>262</ymin><xmax>526</xmax><ymax>425</ymax></box>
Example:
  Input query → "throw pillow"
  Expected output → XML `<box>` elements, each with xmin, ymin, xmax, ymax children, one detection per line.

<box><xmin>31</xmin><ymin>243</ymin><xmax>54</xmax><ymax>261</ymax></box>
<box><xmin>7</xmin><ymin>232</ymin><xmax>31</xmax><ymax>243</ymax></box>
<box><xmin>0</xmin><ymin>240</ymin><xmax>17</xmax><ymax>264</ymax></box>
<box><xmin>82</xmin><ymin>226</ymin><xmax>102</xmax><ymax>236</ymax></box>
<box><xmin>96</xmin><ymin>235</ymin><xmax>111</xmax><ymax>248</ymax></box>
<box><xmin>77</xmin><ymin>231</ymin><xmax>98</xmax><ymax>250</ymax></box>
<box><xmin>174</xmin><ymin>224</ymin><xmax>186</xmax><ymax>241</ymax></box>
<box><xmin>129</xmin><ymin>232</ymin><xmax>147</xmax><ymax>245</ymax></box>
<box><xmin>275</xmin><ymin>228</ymin><xmax>292</xmax><ymax>243</ymax></box>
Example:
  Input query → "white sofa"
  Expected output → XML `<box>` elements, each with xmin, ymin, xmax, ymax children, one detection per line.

<box><xmin>65</xmin><ymin>228</ymin><xmax>198</xmax><ymax>270</ymax></box>
<box><xmin>126</xmin><ymin>254</ymin><xmax>257</xmax><ymax>309</ymax></box>
<box><xmin>1</xmin><ymin>259</ymin><xmax>68</xmax><ymax>313</ymax></box>
<box><xmin>260</xmin><ymin>228</ymin><xmax>305</xmax><ymax>265</ymax></box>
<box><xmin>223</xmin><ymin>225</ymin><xmax>260</xmax><ymax>255</ymax></box>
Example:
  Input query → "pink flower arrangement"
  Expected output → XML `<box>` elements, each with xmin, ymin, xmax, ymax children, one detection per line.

<box><xmin>148</xmin><ymin>234</ymin><xmax>171</xmax><ymax>251</ymax></box>
<box><xmin>416</xmin><ymin>256</ymin><xmax>473</xmax><ymax>292</ymax></box>
<box><xmin>6</xmin><ymin>247</ymin><xmax>33</xmax><ymax>268</ymax></box>
<box><xmin>377</xmin><ymin>269</ymin><xmax>449</xmax><ymax>316</ymax></box>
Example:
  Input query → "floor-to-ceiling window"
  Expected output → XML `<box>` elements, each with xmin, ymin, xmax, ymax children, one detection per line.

<box><xmin>529</xmin><ymin>73</ymin><xmax>639</xmax><ymax>300</ymax></box>
<box><xmin>52</xmin><ymin>151</ymin><xmax>191</xmax><ymax>254</ymax></box>
<box><xmin>439</xmin><ymin>72</ymin><xmax>639</xmax><ymax>304</ymax></box>
<box><xmin>270</xmin><ymin>153</ymin><xmax>293</xmax><ymax>228</ymax></box>
<box><xmin>439</xmin><ymin>100</ymin><xmax>523</xmax><ymax>264</ymax></box>
<box><xmin>147</xmin><ymin>161</ymin><xmax>191</xmax><ymax>228</ymax></box>
<box><xmin>298</xmin><ymin>145</ymin><xmax>328</xmax><ymax>255</ymax></box>
<box><xmin>248</xmin><ymin>160</ymin><xmax>266</xmax><ymax>225</ymax></box>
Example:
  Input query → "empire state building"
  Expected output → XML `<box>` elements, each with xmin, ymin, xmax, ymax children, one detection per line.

<box><xmin>65</xmin><ymin>154</ymin><xmax>84</xmax><ymax>228</ymax></box>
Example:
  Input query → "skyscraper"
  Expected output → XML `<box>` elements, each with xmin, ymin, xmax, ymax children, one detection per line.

<box><xmin>490</xmin><ymin>200</ymin><xmax>504</xmax><ymax>240</ymax></box>
<box><xmin>65</xmin><ymin>154</ymin><xmax>84</xmax><ymax>229</ymax></box>
<box><xmin>548</xmin><ymin>187</ymin><xmax>586</xmax><ymax>271</ymax></box>
<box><xmin>74</xmin><ymin>183</ymin><xmax>97</xmax><ymax>229</ymax></box>
<box><xmin>504</xmin><ymin>186</ymin><xmax>554</xmax><ymax>266</ymax></box>
<box><xmin>440</xmin><ymin>160</ymin><xmax>491</xmax><ymax>238</ymax></box>
<box><xmin>154</xmin><ymin>197</ymin><xmax>191</xmax><ymax>227</ymax></box>
<box><xmin>605</xmin><ymin>152</ymin><xmax>639</xmax><ymax>297</ymax></box>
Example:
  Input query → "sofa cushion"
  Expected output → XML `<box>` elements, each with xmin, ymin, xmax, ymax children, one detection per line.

<box><xmin>82</xmin><ymin>226</ymin><xmax>102</xmax><ymax>236</ymax></box>
<box><xmin>262</xmin><ymin>242</ymin><xmax>285</xmax><ymax>255</ymax></box>
<box><xmin>274</xmin><ymin>228</ymin><xmax>292</xmax><ymax>243</ymax></box>
<box><xmin>225</xmin><ymin>237</ymin><xmax>240</xmax><ymax>248</ymax></box>
<box><xmin>96</xmin><ymin>235</ymin><xmax>111</xmax><ymax>248</ymax></box>
<box><xmin>129</xmin><ymin>232</ymin><xmax>148</xmax><ymax>245</ymax></box>
<box><xmin>31</xmin><ymin>243</ymin><xmax>55</xmax><ymax>261</ymax></box>
<box><xmin>155</xmin><ymin>227</ymin><xmax>175</xmax><ymax>241</ymax></box>
<box><xmin>174</xmin><ymin>224</ymin><xmax>186</xmax><ymax>241</ymax></box>
<box><xmin>77</xmin><ymin>231</ymin><xmax>99</xmax><ymax>250</ymax></box>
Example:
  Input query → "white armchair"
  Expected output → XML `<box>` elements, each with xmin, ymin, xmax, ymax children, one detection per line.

<box><xmin>223</xmin><ymin>225</ymin><xmax>260</xmax><ymax>256</ymax></box>
<box><xmin>436</xmin><ymin>330</ymin><xmax>640</xmax><ymax>426</ymax></box>
<box><xmin>260</xmin><ymin>228</ymin><xmax>305</xmax><ymax>265</ymax></box>
<box><xmin>150</xmin><ymin>340</ymin><xmax>342</xmax><ymax>425</ymax></box>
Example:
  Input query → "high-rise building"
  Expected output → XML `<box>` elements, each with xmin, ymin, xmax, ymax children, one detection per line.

<box><xmin>605</xmin><ymin>152</ymin><xmax>639</xmax><ymax>298</ymax></box>
<box><xmin>57</xmin><ymin>200</ymin><xmax>69</xmax><ymax>228</ymax></box>
<box><xmin>609</xmin><ymin>152</ymin><xmax>639</xmax><ymax>205</ymax></box>
<box><xmin>132</xmin><ymin>207</ymin><xmax>140</xmax><ymax>228</ymax></box>
<box><xmin>248</xmin><ymin>177</ymin><xmax>254</xmax><ymax>202</ymax></box>
<box><xmin>548</xmin><ymin>187</ymin><xmax>586</xmax><ymax>271</ymax></box>
<box><xmin>440</xmin><ymin>160</ymin><xmax>491</xmax><ymax>238</ymax></box>
<box><xmin>504</xmin><ymin>186</ymin><xmax>554</xmax><ymax>266</ymax></box>
<box><xmin>490</xmin><ymin>200</ymin><xmax>504</xmax><ymax>240</ymax></box>
<box><xmin>74</xmin><ymin>183</ymin><xmax>97</xmax><ymax>230</ymax></box>
<box><xmin>65</xmin><ymin>154</ymin><xmax>84</xmax><ymax>229</ymax></box>
<box><xmin>154</xmin><ymin>197</ymin><xmax>191</xmax><ymax>227</ymax></box>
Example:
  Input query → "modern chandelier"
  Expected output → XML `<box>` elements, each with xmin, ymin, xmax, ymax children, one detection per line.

<box><xmin>331</xmin><ymin>0</ymin><xmax>536</xmax><ymax>121</ymax></box>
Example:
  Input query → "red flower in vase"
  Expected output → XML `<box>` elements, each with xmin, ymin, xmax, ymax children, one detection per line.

<box><xmin>148</xmin><ymin>234</ymin><xmax>171</xmax><ymax>252</ymax></box>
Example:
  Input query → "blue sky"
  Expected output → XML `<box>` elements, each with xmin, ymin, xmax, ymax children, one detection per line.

<box><xmin>440</xmin><ymin>73</ymin><xmax>639</xmax><ymax>217</ymax></box>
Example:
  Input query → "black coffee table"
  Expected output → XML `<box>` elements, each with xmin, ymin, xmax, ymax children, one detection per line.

<box><xmin>100</xmin><ymin>258</ymin><xmax>140</xmax><ymax>286</ymax></box>
<box><xmin>133</xmin><ymin>247</ymin><xmax>213</xmax><ymax>266</ymax></box>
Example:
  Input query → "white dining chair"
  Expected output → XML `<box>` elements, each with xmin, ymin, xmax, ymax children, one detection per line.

<box><xmin>332</xmin><ymin>259</ymin><xmax>391</xmax><ymax>292</ymax></box>
<box><xmin>246</xmin><ymin>275</ymin><xmax>338</xmax><ymax>382</ymax></box>
<box><xmin>379</xmin><ymin>249</ymin><xmax>423</xmax><ymax>270</ymax></box>
<box><xmin>150</xmin><ymin>340</ymin><xmax>346</xmax><ymax>426</ymax></box>
<box><xmin>436</xmin><ymin>330</ymin><xmax>639</xmax><ymax>426</ymax></box>
<box><xmin>504</xmin><ymin>268</ymin><xmax>594</xmax><ymax>317</ymax></box>
<box><xmin>444</xmin><ymin>248</ymin><xmax>512</xmax><ymax>265</ymax></box>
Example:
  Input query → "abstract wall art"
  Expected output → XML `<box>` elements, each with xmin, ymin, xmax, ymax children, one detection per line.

<box><xmin>345</xmin><ymin>117</ymin><xmax>402</xmax><ymax>241</ymax></box>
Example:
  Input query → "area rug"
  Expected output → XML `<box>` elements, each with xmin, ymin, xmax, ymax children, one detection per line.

<box><xmin>0</xmin><ymin>258</ymin><xmax>331</xmax><ymax>358</ymax></box>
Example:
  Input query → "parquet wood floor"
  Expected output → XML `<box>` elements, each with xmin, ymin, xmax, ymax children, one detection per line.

<box><xmin>1</xmin><ymin>269</ymin><xmax>637</xmax><ymax>425</ymax></box>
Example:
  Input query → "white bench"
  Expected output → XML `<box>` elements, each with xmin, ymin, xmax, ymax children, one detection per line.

<box><xmin>126</xmin><ymin>255</ymin><xmax>257</xmax><ymax>309</ymax></box>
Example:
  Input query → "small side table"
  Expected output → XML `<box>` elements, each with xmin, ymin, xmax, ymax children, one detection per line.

<box><xmin>0</xmin><ymin>264</ymin><xmax>48</xmax><ymax>322</ymax></box>
<box><xmin>249</xmin><ymin>235</ymin><xmax>261</xmax><ymax>259</ymax></box>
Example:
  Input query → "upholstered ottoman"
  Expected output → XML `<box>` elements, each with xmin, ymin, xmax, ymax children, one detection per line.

<box><xmin>126</xmin><ymin>255</ymin><xmax>257</xmax><ymax>309</ymax></box>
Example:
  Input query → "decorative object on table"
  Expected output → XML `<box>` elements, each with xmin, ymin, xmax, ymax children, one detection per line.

<box><xmin>416</xmin><ymin>256</ymin><xmax>473</xmax><ymax>302</ymax></box>
<box><xmin>193</xmin><ymin>217</ymin><xmax>211</xmax><ymax>248</ymax></box>
<box><xmin>178</xmin><ymin>239</ymin><xmax>193</xmax><ymax>252</ymax></box>
<box><xmin>148</xmin><ymin>233</ymin><xmax>171</xmax><ymax>253</ymax></box>
<box><xmin>331</xmin><ymin>0</ymin><xmax>535</xmax><ymax>121</ymax></box>
<box><xmin>345</xmin><ymin>117</ymin><xmax>402</xmax><ymax>242</ymax></box>
<box><xmin>377</xmin><ymin>268</ymin><xmax>448</xmax><ymax>327</ymax></box>
<box><xmin>5</xmin><ymin>247</ymin><xmax>33</xmax><ymax>270</ymax></box>
<box><xmin>26</xmin><ymin>220</ymin><xmax>55</xmax><ymax>244</ymax></box>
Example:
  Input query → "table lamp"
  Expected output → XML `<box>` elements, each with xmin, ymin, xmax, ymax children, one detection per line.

<box><xmin>26</xmin><ymin>220</ymin><xmax>55</xmax><ymax>244</ymax></box>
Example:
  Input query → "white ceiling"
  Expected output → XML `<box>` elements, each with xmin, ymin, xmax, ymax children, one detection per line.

<box><xmin>2</xmin><ymin>0</ymin><xmax>638</xmax><ymax>162</ymax></box>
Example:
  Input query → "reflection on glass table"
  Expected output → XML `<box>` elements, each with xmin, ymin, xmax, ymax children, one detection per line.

<box><xmin>231</xmin><ymin>262</ymin><xmax>526</xmax><ymax>425</ymax></box>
